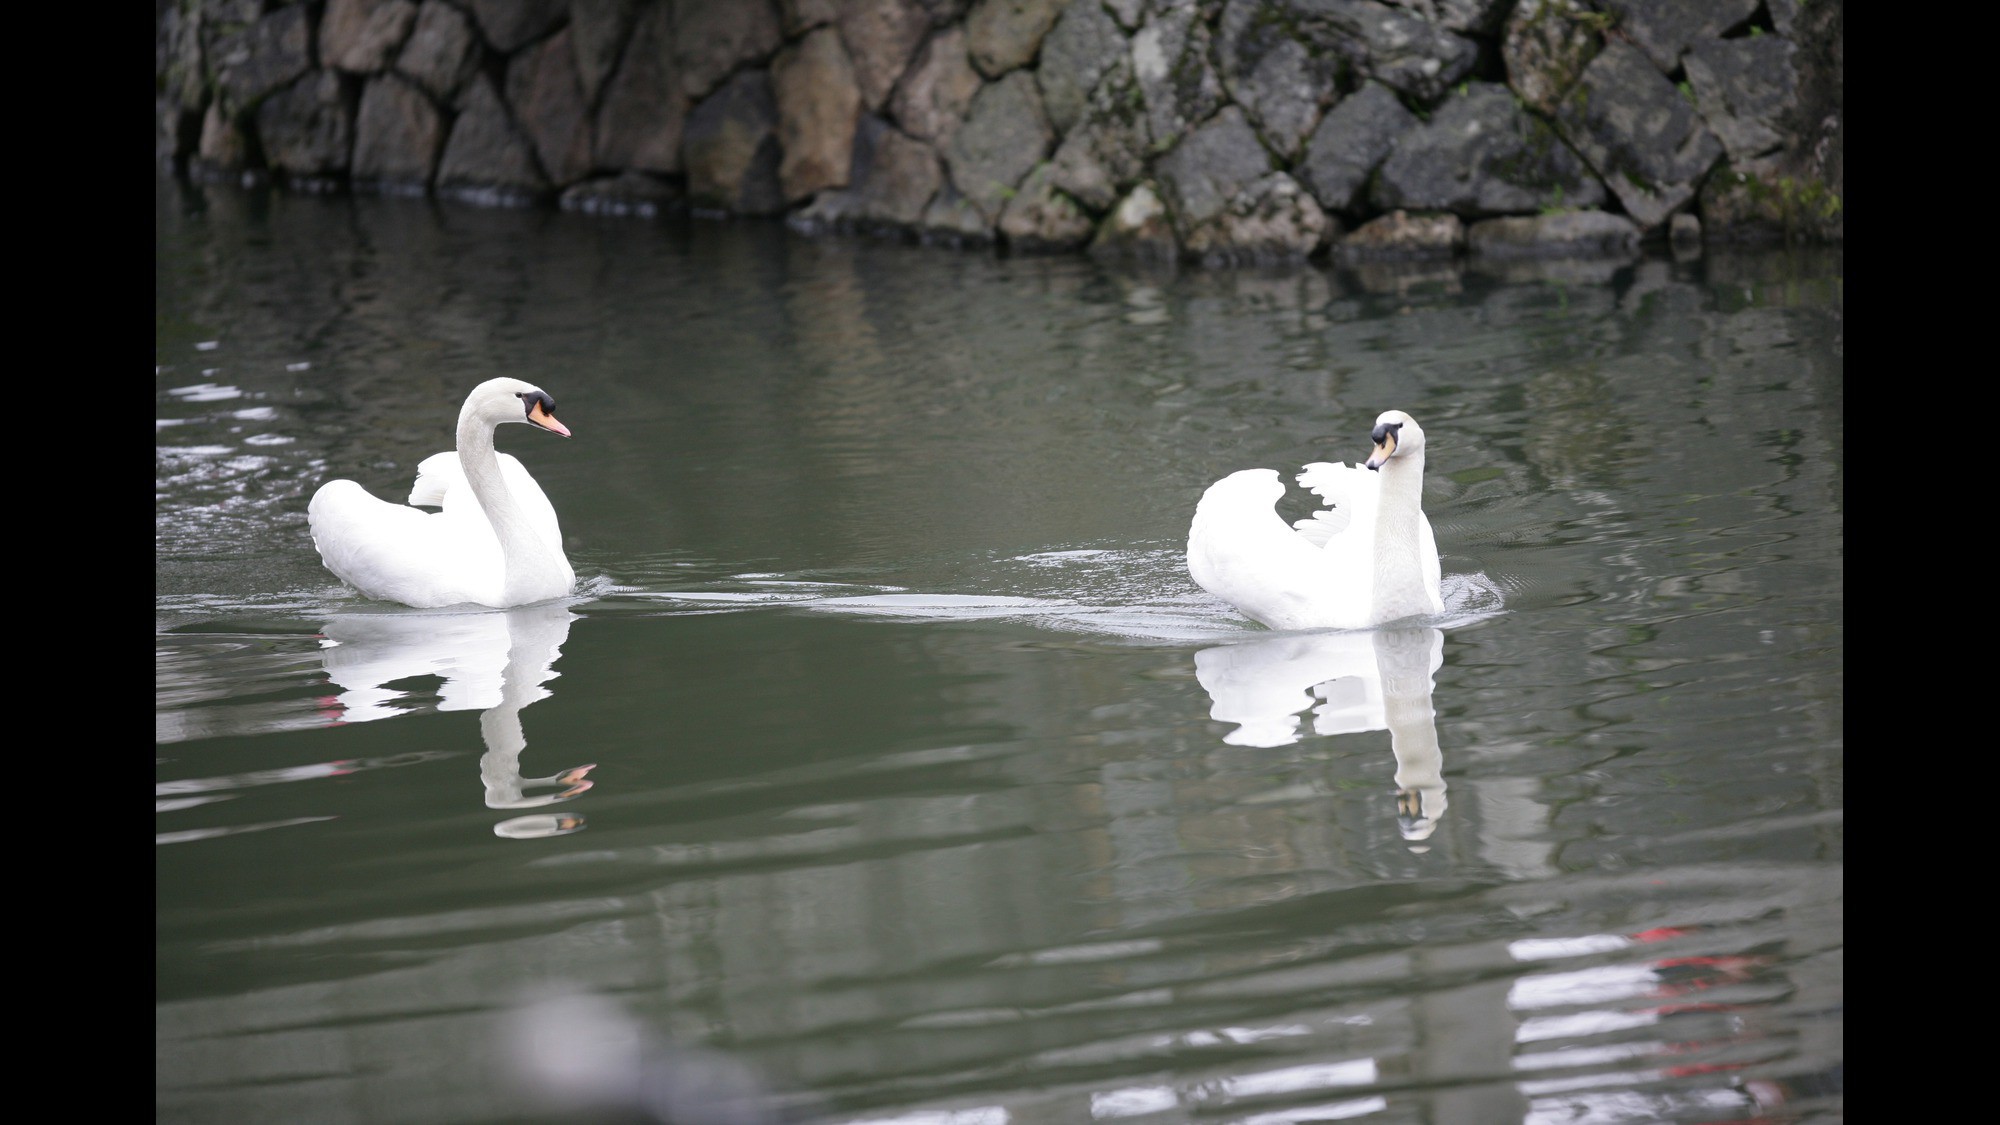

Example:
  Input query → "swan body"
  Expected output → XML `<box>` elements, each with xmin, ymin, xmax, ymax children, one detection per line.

<box><xmin>308</xmin><ymin>378</ymin><xmax>576</xmax><ymax>609</ymax></box>
<box><xmin>1187</xmin><ymin>409</ymin><xmax>1442</xmax><ymax>630</ymax></box>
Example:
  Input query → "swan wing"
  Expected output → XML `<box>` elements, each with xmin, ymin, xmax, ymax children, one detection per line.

<box><xmin>1188</xmin><ymin>469</ymin><xmax>1373</xmax><ymax>630</ymax></box>
<box><xmin>407</xmin><ymin>451</ymin><xmax>460</xmax><ymax>508</ymax></box>
<box><xmin>1292</xmin><ymin>461</ymin><xmax>1379</xmax><ymax>547</ymax></box>
<box><xmin>410</xmin><ymin>450</ymin><xmax>564</xmax><ymax>560</ymax></box>
<box><xmin>1297</xmin><ymin>460</ymin><xmax>1440</xmax><ymax>612</ymax></box>
<box><xmin>308</xmin><ymin>479</ymin><xmax>505</xmax><ymax>608</ymax></box>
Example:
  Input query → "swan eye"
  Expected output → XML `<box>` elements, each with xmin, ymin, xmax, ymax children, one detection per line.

<box><xmin>1371</xmin><ymin>420</ymin><xmax>1403</xmax><ymax>446</ymax></box>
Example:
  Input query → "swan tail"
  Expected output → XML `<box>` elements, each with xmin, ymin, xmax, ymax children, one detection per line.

<box><xmin>309</xmin><ymin>481</ymin><xmax>463</xmax><ymax>606</ymax></box>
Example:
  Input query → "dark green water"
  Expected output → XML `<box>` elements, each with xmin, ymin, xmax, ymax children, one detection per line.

<box><xmin>157</xmin><ymin>178</ymin><xmax>1841</xmax><ymax>1124</ymax></box>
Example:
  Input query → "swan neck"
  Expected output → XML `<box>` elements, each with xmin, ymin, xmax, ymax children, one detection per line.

<box><xmin>457</xmin><ymin>412</ymin><xmax>563</xmax><ymax>601</ymax></box>
<box><xmin>1369</xmin><ymin>451</ymin><xmax>1429</xmax><ymax>620</ymax></box>
<box><xmin>1372</xmin><ymin>450</ymin><xmax>1424</xmax><ymax>539</ymax></box>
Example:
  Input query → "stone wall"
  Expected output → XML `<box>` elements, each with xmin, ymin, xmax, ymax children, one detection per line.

<box><xmin>156</xmin><ymin>0</ymin><xmax>1843</xmax><ymax>264</ymax></box>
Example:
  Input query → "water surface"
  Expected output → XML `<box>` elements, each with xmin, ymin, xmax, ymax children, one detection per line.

<box><xmin>157</xmin><ymin>180</ymin><xmax>1842</xmax><ymax>1124</ymax></box>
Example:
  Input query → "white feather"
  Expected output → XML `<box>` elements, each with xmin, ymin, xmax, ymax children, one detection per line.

<box><xmin>1187</xmin><ymin>410</ymin><xmax>1444</xmax><ymax>631</ymax></box>
<box><xmin>308</xmin><ymin>378</ymin><xmax>576</xmax><ymax>609</ymax></box>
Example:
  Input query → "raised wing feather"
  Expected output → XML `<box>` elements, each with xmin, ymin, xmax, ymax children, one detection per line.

<box><xmin>407</xmin><ymin>450</ymin><xmax>564</xmax><ymax>559</ymax></box>
<box><xmin>1292</xmin><ymin>461</ymin><xmax>1378</xmax><ymax>547</ymax></box>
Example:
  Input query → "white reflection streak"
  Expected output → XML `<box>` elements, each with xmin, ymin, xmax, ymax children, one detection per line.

<box><xmin>1507</xmin><ymin>934</ymin><xmax>1635</xmax><ymax>961</ymax></box>
<box><xmin>1235</xmin><ymin>1096</ymin><xmax>1388</xmax><ymax>1123</ymax></box>
<box><xmin>1213</xmin><ymin>1058</ymin><xmax>1377</xmax><ymax>1098</ymax></box>
<box><xmin>1195</xmin><ymin>626</ymin><xmax>1447</xmax><ymax>839</ymax></box>
<box><xmin>317</xmin><ymin>602</ymin><xmax>591</xmax><ymax>833</ymax></box>
<box><xmin>1513</xmin><ymin>1041</ymin><xmax>1660</xmax><ymax>1071</ymax></box>
<box><xmin>1514</xmin><ymin>1009</ymin><xmax>1660</xmax><ymax>1043</ymax></box>
<box><xmin>1524</xmin><ymin>1087</ymin><xmax>1749</xmax><ymax>1122</ymax></box>
<box><xmin>841</xmin><ymin>1110</ymin><xmax>1009</xmax><ymax>1125</ymax></box>
<box><xmin>1507</xmin><ymin>964</ymin><xmax>1664</xmax><ymax>1010</ymax></box>
<box><xmin>1091</xmin><ymin>1086</ymin><xmax>1177</xmax><ymax>1118</ymax></box>
<box><xmin>988</xmin><ymin>939</ymin><xmax>1166</xmax><ymax>967</ymax></box>
<box><xmin>157</xmin><ymin>816</ymin><xmax>336</xmax><ymax>845</ymax></box>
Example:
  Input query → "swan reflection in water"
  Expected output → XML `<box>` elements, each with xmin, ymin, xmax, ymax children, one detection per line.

<box><xmin>315</xmin><ymin>600</ymin><xmax>593</xmax><ymax>838</ymax></box>
<box><xmin>1195</xmin><ymin>625</ymin><xmax>1447</xmax><ymax>841</ymax></box>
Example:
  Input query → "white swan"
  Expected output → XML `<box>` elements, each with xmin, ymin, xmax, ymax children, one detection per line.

<box><xmin>308</xmin><ymin>378</ymin><xmax>576</xmax><ymax>608</ymax></box>
<box><xmin>1187</xmin><ymin>409</ymin><xmax>1443</xmax><ymax>630</ymax></box>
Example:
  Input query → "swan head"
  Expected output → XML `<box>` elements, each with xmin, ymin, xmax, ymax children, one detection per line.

<box><xmin>465</xmin><ymin>377</ymin><xmax>571</xmax><ymax>438</ymax></box>
<box><xmin>1364</xmin><ymin>410</ymin><xmax>1423</xmax><ymax>471</ymax></box>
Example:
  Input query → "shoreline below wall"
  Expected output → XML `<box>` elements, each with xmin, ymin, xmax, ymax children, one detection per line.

<box><xmin>158</xmin><ymin>171</ymin><xmax>1844</xmax><ymax>306</ymax></box>
<box><xmin>157</xmin><ymin>0</ymin><xmax>1842</xmax><ymax>268</ymax></box>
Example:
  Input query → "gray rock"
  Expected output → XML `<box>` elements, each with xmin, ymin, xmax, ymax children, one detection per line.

<box><xmin>782</xmin><ymin>1</ymin><xmax>839</xmax><ymax>36</ymax></box>
<box><xmin>1669</xmin><ymin>210</ymin><xmax>1701</xmax><ymax>248</ymax></box>
<box><xmin>1284</xmin><ymin>0</ymin><xmax>1479</xmax><ymax>103</ymax></box>
<box><xmin>437</xmin><ymin>73</ymin><xmax>550</xmax><ymax>204</ymax></box>
<box><xmin>560</xmin><ymin>171</ymin><xmax>682</xmax><ymax>216</ymax></box>
<box><xmin>1684</xmin><ymin>35</ymin><xmax>1798</xmax><ymax>163</ymax></box>
<box><xmin>508</xmin><ymin>28</ymin><xmax>594</xmax><ymax>187</ymax></box>
<box><xmin>1381</xmin><ymin>0</ymin><xmax>1510</xmax><ymax>35</ymax></box>
<box><xmin>1375</xmin><ymin>82</ymin><xmax>1604</xmax><ymax>215</ymax></box>
<box><xmin>1156</xmin><ymin>105</ymin><xmax>1271</xmax><ymax>229</ymax></box>
<box><xmin>1600</xmin><ymin>0</ymin><xmax>1759</xmax><ymax>73</ymax></box>
<box><xmin>1501</xmin><ymin>0</ymin><xmax>1603</xmax><ymax>114</ymax></box>
<box><xmin>1103</xmin><ymin>0</ymin><xmax>1147</xmax><ymax>32</ymax></box>
<box><xmin>159</xmin><ymin>94</ymin><xmax>201</xmax><ymax>167</ymax></box>
<box><xmin>1555</xmin><ymin>40</ymin><xmax>1723</xmax><ymax>229</ymax></box>
<box><xmin>159</xmin><ymin>5</ymin><xmax>207</xmax><ymax>113</ymax></box>
<box><xmin>466</xmin><ymin>0</ymin><xmax>566</xmax><ymax>55</ymax></box>
<box><xmin>1695</xmin><ymin>153</ymin><xmax>1840</xmax><ymax>244</ymax></box>
<box><xmin>1466</xmin><ymin>209</ymin><xmax>1640</xmax><ymax>257</ymax></box>
<box><xmin>320</xmin><ymin>0</ymin><xmax>418</xmax><ymax>73</ymax></box>
<box><xmin>594</xmin><ymin>2</ymin><xmax>689</xmax><ymax>174</ymax></box>
<box><xmin>1047</xmin><ymin>124</ymin><xmax>1139</xmax><ymax>214</ymax></box>
<box><xmin>943</xmin><ymin>70</ymin><xmax>1054</xmax><ymax>221</ymax></box>
<box><xmin>919</xmin><ymin>183</ymin><xmax>996</xmax><ymax>243</ymax></box>
<box><xmin>1336</xmin><ymin>209</ymin><xmax>1463</xmax><ymax>259</ymax></box>
<box><xmin>211</xmin><ymin>3</ymin><xmax>312</xmax><ymax>112</ymax></box>
<box><xmin>889</xmin><ymin>26</ymin><xmax>982</xmax><ymax>144</ymax></box>
<box><xmin>569</xmin><ymin>0</ymin><xmax>640</xmax><ymax>107</ymax></box>
<box><xmin>1181</xmin><ymin>171</ymin><xmax>1334</xmax><ymax>265</ymax></box>
<box><xmin>1037</xmin><ymin>0</ymin><xmax>1129</xmax><ymax>136</ymax></box>
<box><xmin>773</xmin><ymin>27</ymin><xmax>862</xmax><ymax>202</ymax></box>
<box><xmin>793</xmin><ymin>114</ymin><xmax>944</xmax><ymax>230</ymax></box>
<box><xmin>197</xmin><ymin>100</ymin><xmax>249</xmax><ymax>171</ymax></box>
<box><xmin>1298</xmin><ymin>81</ymin><xmax>1417</xmax><ymax>212</ymax></box>
<box><xmin>1047</xmin><ymin>56</ymin><xmax>1149</xmax><ymax>212</ymax></box>
<box><xmin>1089</xmin><ymin>181</ymin><xmax>1181</xmax><ymax>265</ymax></box>
<box><xmin>1766</xmin><ymin>0</ymin><xmax>1800</xmax><ymax>37</ymax></box>
<box><xmin>396</xmin><ymin>1</ymin><xmax>483</xmax><ymax>105</ymax></box>
<box><xmin>674</xmin><ymin>0</ymin><xmax>783</xmax><ymax>100</ymax></box>
<box><xmin>1217</xmin><ymin>0</ymin><xmax>1342</xmax><ymax>161</ymax></box>
<box><xmin>837</xmin><ymin>0</ymin><xmax>931</xmax><ymax>111</ymax></box>
<box><xmin>965</xmin><ymin>0</ymin><xmax>1065</xmax><ymax>78</ymax></box>
<box><xmin>351</xmin><ymin>72</ymin><xmax>445</xmax><ymax>188</ymax></box>
<box><xmin>916</xmin><ymin>0</ymin><xmax>975</xmax><ymax>28</ymax></box>
<box><xmin>257</xmin><ymin>70</ymin><xmax>352</xmax><ymax>177</ymax></box>
<box><xmin>682</xmin><ymin>69</ymin><xmax>786</xmax><ymax>215</ymax></box>
<box><xmin>998</xmin><ymin>162</ymin><xmax>1096</xmax><ymax>250</ymax></box>
<box><xmin>1132</xmin><ymin>3</ymin><xmax>1225</xmax><ymax>151</ymax></box>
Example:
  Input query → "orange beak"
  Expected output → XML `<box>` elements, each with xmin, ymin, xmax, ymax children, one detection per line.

<box><xmin>529</xmin><ymin>400</ymin><xmax>571</xmax><ymax>437</ymax></box>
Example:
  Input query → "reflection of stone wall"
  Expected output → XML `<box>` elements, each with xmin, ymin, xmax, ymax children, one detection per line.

<box><xmin>156</xmin><ymin>0</ymin><xmax>1842</xmax><ymax>263</ymax></box>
